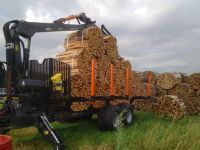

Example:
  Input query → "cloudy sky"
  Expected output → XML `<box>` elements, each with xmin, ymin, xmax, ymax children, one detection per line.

<box><xmin>0</xmin><ymin>0</ymin><xmax>200</xmax><ymax>74</ymax></box>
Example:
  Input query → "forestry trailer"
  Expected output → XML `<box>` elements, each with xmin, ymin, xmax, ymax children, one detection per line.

<box><xmin>0</xmin><ymin>13</ymin><xmax>151</xmax><ymax>150</ymax></box>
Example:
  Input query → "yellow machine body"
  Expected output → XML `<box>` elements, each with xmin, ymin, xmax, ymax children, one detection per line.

<box><xmin>51</xmin><ymin>73</ymin><xmax>64</xmax><ymax>92</ymax></box>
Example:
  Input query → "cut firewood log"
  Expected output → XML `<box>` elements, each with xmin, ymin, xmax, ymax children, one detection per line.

<box><xmin>143</xmin><ymin>71</ymin><xmax>159</xmax><ymax>85</ymax></box>
<box><xmin>154</xmin><ymin>95</ymin><xmax>186</xmax><ymax>120</ymax></box>
<box><xmin>168</xmin><ymin>83</ymin><xmax>195</xmax><ymax>98</ymax></box>
<box><xmin>56</xmin><ymin>26</ymin><xmax>134</xmax><ymax>111</ymax></box>
<box><xmin>130</xmin><ymin>71</ymin><xmax>143</xmax><ymax>96</ymax></box>
<box><xmin>188</xmin><ymin>73</ymin><xmax>200</xmax><ymax>90</ymax></box>
<box><xmin>157</xmin><ymin>72</ymin><xmax>182</xmax><ymax>90</ymax></box>
<box><xmin>156</xmin><ymin>86</ymin><xmax>168</xmax><ymax>97</ymax></box>
<box><xmin>140</xmin><ymin>83</ymin><xmax>157</xmax><ymax>97</ymax></box>
<box><xmin>182</xmin><ymin>97</ymin><xmax>200</xmax><ymax>115</ymax></box>
<box><xmin>103</xmin><ymin>35</ymin><xmax>119</xmax><ymax>62</ymax></box>
<box><xmin>132</xmin><ymin>98</ymin><xmax>157</xmax><ymax>112</ymax></box>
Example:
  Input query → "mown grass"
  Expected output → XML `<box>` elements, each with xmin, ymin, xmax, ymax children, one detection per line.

<box><xmin>8</xmin><ymin>112</ymin><xmax>200</xmax><ymax>150</ymax></box>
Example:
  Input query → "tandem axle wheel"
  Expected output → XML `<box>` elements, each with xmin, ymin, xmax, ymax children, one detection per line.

<box><xmin>97</xmin><ymin>104</ymin><xmax>134</xmax><ymax>130</ymax></box>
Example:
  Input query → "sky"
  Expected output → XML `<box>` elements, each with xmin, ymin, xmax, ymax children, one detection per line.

<box><xmin>0</xmin><ymin>0</ymin><xmax>200</xmax><ymax>74</ymax></box>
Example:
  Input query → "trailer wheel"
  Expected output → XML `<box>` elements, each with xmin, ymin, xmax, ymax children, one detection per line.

<box><xmin>119</xmin><ymin>104</ymin><xmax>134</xmax><ymax>126</ymax></box>
<box><xmin>98</xmin><ymin>105</ymin><xmax>120</xmax><ymax>130</ymax></box>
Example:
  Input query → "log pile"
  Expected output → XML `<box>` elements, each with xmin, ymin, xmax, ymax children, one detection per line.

<box><xmin>130</xmin><ymin>71</ymin><xmax>158</xmax><ymax>111</ymax></box>
<box><xmin>154</xmin><ymin>95</ymin><xmax>186</xmax><ymax>120</ymax></box>
<box><xmin>168</xmin><ymin>83</ymin><xmax>195</xmax><ymax>98</ymax></box>
<box><xmin>156</xmin><ymin>73</ymin><xmax>200</xmax><ymax>115</ymax></box>
<box><xmin>56</xmin><ymin>27</ymin><xmax>132</xmax><ymax>111</ymax></box>
<box><xmin>188</xmin><ymin>73</ymin><xmax>200</xmax><ymax>91</ymax></box>
<box><xmin>156</xmin><ymin>86</ymin><xmax>168</xmax><ymax>97</ymax></box>
<box><xmin>143</xmin><ymin>71</ymin><xmax>159</xmax><ymax>85</ymax></box>
<box><xmin>131</xmin><ymin>71</ymin><xmax>200</xmax><ymax>116</ymax></box>
<box><xmin>55</xmin><ymin>25</ymin><xmax>200</xmax><ymax>116</ymax></box>
<box><xmin>182</xmin><ymin>97</ymin><xmax>200</xmax><ymax>115</ymax></box>
<box><xmin>132</xmin><ymin>98</ymin><xmax>157</xmax><ymax>112</ymax></box>
<box><xmin>130</xmin><ymin>71</ymin><xmax>143</xmax><ymax>97</ymax></box>
<box><xmin>157</xmin><ymin>72</ymin><xmax>182</xmax><ymax>89</ymax></box>
<box><xmin>141</xmin><ymin>83</ymin><xmax>157</xmax><ymax>97</ymax></box>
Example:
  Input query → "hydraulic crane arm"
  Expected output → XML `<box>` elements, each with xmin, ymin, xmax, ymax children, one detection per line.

<box><xmin>12</xmin><ymin>21</ymin><xmax>87</xmax><ymax>38</ymax></box>
<box><xmin>54</xmin><ymin>12</ymin><xmax>95</xmax><ymax>26</ymax></box>
<box><xmin>3</xmin><ymin>14</ymin><xmax>96</xmax><ymax>86</ymax></box>
<box><xmin>4</xmin><ymin>13</ymin><xmax>95</xmax><ymax>39</ymax></box>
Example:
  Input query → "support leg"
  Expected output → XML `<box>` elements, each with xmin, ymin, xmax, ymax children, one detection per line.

<box><xmin>37</xmin><ymin>113</ymin><xmax>65</xmax><ymax>150</ymax></box>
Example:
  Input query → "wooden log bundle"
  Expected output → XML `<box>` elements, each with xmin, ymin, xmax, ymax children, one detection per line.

<box><xmin>130</xmin><ymin>71</ymin><xmax>143</xmax><ymax>96</ymax></box>
<box><xmin>132</xmin><ymin>98</ymin><xmax>156</xmax><ymax>112</ymax></box>
<box><xmin>141</xmin><ymin>83</ymin><xmax>157</xmax><ymax>97</ymax></box>
<box><xmin>56</xmin><ymin>27</ymin><xmax>132</xmax><ymax>111</ymax></box>
<box><xmin>197</xmin><ymin>90</ymin><xmax>200</xmax><ymax>96</ymax></box>
<box><xmin>55</xmin><ymin>25</ymin><xmax>200</xmax><ymax>116</ymax></box>
<box><xmin>143</xmin><ymin>71</ymin><xmax>159</xmax><ymax>85</ymax></box>
<box><xmin>154</xmin><ymin>95</ymin><xmax>186</xmax><ymax>120</ymax></box>
<box><xmin>157</xmin><ymin>72</ymin><xmax>182</xmax><ymax>90</ymax></box>
<box><xmin>168</xmin><ymin>83</ymin><xmax>195</xmax><ymax>98</ymax></box>
<box><xmin>130</xmin><ymin>72</ymin><xmax>157</xmax><ymax>111</ymax></box>
<box><xmin>183</xmin><ymin>97</ymin><xmax>200</xmax><ymax>115</ymax></box>
<box><xmin>188</xmin><ymin>73</ymin><xmax>200</xmax><ymax>91</ymax></box>
<box><xmin>156</xmin><ymin>86</ymin><xmax>168</xmax><ymax>97</ymax></box>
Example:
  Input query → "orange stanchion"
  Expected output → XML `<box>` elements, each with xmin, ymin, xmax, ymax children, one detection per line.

<box><xmin>110</xmin><ymin>64</ymin><xmax>114</xmax><ymax>96</ymax></box>
<box><xmin>147</xmin><ymin>74</ymin><xmax>151</xmax><ymax>96</ymax></box>
<box><xmin>125</xmin><ymin>68</ymin><xmax>129</xmax><ymax>96</ymax></box>
<box><xmin>0</xmin><ymin>135</ymin><xmax>12</xmax><ymax>150</ymax></box>
<box><xmin>90</xmin><ymin>59</ymin><xmax>95</xmax><ymax>96</ymax></box>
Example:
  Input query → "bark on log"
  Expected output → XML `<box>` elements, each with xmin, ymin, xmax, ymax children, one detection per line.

<box><xmin>154</xmin><ymin>95</ymin><xmax>186</xmax><ymax>120</ymax></box>
<box><xmin>130</xmin><ymin>71</ymin><xmax>143</xmax><ymax>96</ymax></box>
<box><xmin>168</xmin><ymin>83</ymin><xmax>195</xmax><ymax>98</ymax></box>
<box><xmin>157</xmin><ymin>72</ymin><xmax>182</xmax><ymax>90</ymax></box>
<box><xmin>140</xmin><ymin>83</ymin><xmax>157</xmax><ymax>97</ymax></box>
<box><xmin>56</xmin><ymin>27</ymin><xmax>133</xmax><ymax>111</ymax></box>
<box><xmin>182</xmin><ymin>97</ymin><xmax>200</xmax><ymax>115</ymax></box>
<box><xmin>188</xmin><ymin>73</ymin><xmax>200</xmax><ymax>90</ymax></box>
<box><xmin>156</xmin><ymin>86</ymin><xmax>168</xmax><ymax>97</ymax></box>
<box><xmin>143</xmin><ymin>71</ymin><xmax>159</xmax><ymax>85</ymax></box>
<box><xmin>132</xmin><ymin>98</ymin><xmax>157</xmax><ymax>112</ymax></box>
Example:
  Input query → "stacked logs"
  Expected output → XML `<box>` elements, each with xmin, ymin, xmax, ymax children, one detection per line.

<box><xmin>55</xmin><ymin>25</ymin><xmax>200</xmax><ymax>117</ymax></box>
<box><xmin>130</xmin><ymin>71</ymin><xmax>143</xmax><ymax>97</ymax></box>
<box><xmin>182</xmin><ymin>97</ymin><xmax>200</xmax><ymax>115</ymax></box>
<box><xmin>168</xmin><ymin>83</ymin><xmax>195</xmax><ymax>98</ymax></box>
<box><xmin>131</xmin><ymin>71</ymin><xmax>158</xmax><ymax>111</ymax></box>
<box><xmin>188</xmin><ymin>73</ymin><xmax>200</xmax><ymax>95</ymax></box>
<box><xmin>154</xmin><ymin>95</ymin><xmax>186</xmax><ymax>120</ymax></box>
<box><xmin>143</xmin><ymin>71</ymin><xmax>159</xmax><ymax>85</ymax></box>
<box><xmin>56</xmin><ymin>27</ymin><xmax>132</xmax><ymax>111</ymax></box>
<box><xmin>131</xmin><ymin>71</ymin><xmax>200</xmax><ymax>119</ymax></box>
<box><xmin>156</xmin><ymin>72</ymin><xmax>200</xmax><ymax>115</ymax></box>
<box><xmin>157</xmin><ymin>72</ymin><xmax>182</xmax><ymax>90</ymax></box>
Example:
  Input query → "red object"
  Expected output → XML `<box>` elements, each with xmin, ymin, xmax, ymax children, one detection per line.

<box><xmin>90</xmin><ymin>59</ymin><xmax>95</xmax><ymax>96</ymax></box>
<box><xmin>110</xmin><ymin>64</ymin><xmax>114</xmax><ymax>96</ymax></box>
<box><xmin>125</xmin><ymin>68</ymin><xmax>129</xmax><ymax>96</ymax></box>
<box><xmin>147</xmin><ymin>74</ymin><xmax>151</xmax><ymax>96</ymax></box>
<box><xmin>0</xmin><ymin>135</ymin><xmax>12</xmax><ymax>150</ymax></box>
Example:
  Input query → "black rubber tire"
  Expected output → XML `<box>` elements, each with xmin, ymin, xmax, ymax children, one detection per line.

<box><xmin>98</xmin><ymin>105</ymin><xmax>120</xmax><ymax>130</ymax></box>
<box><xmin>119</xmin><ymin>103</ymin><xmax>134</xmax><ymax>126</ymax></box>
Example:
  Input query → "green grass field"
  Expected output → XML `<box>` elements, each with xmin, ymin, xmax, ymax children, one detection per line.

<box><xmin>8</xmin><ymin>112</ymin><xmax>200</xmax><ymax>150</ymax></box>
